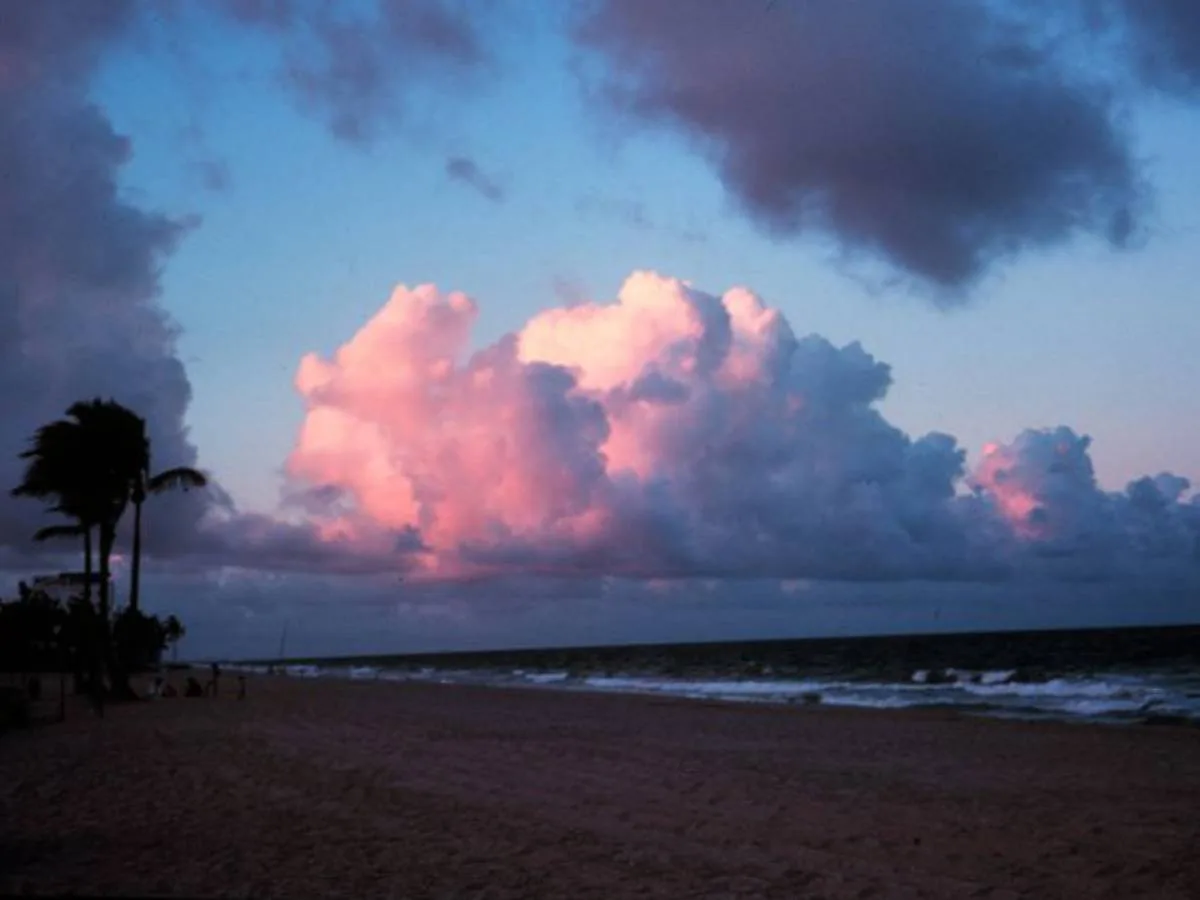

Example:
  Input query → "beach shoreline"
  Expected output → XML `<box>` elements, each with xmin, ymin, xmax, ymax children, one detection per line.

<box><xmin>3</xmin><ymin>675</ymin><xmax>1198</xmax><ymax>898</ymax></box>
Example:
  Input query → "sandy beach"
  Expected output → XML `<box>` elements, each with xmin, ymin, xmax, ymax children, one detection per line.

<box><xmin>2</xmin><ymin>676</ymin><xmax>1199</xmax><ymax>899</ymax></box>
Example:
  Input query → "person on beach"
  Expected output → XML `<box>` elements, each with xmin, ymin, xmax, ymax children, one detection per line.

<box><xmin>207</xmin><ymin>662</ymin><xmax>221</xmax><ymax>697</ymax></box>
<box><xmin>185</xmin><ymin>676</ymin><xmax>204</xmax><ymax>698</ymax></box>
<box><xmin>237</xmin><ymin>674</ymin><xmax>247</xmax><ymax>701</ymax></box>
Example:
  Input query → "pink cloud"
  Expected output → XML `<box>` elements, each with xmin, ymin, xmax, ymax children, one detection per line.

<box><xmin>288</xmin><ymin>283</ymin><xmax>614</xmax><ymax>578</ymax></box>
<box><xmin>288</xmin><ymin>273</ymin><xmax>976</xmax><ymax>580</ymax></box>
<box><xmin>286</xmin><ymin>272</ymin><xmax>1200</xmax><ymax>584</ymax></box>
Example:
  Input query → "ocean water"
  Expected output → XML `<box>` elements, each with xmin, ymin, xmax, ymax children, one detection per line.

<box><xmin>227</xmin><ymin>624</ymin><xmax>1200</xmax><ymax>726</ymax></box>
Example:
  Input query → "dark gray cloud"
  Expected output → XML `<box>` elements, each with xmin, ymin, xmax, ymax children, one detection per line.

<box><xmin>1102</xmin><ymin>0</ymin><xmax>1200</xmax><ymax>92</ymax></box>
<box><xmin>445</xmin><ymin>154</ymin><xmax>505</xmax><ymax>202</ymax></box>
<box><xmin>216</xmin><ymin>0</ymin><xmax>496</xmax><ymax>143</ymax></box>
<box><xmin>0</xmin><ymin>1</ymin><xmax>425</xmax><ymax>578</ymax></box>
<box><xmin>0</xmin><ymin>1</ymin><xmax>201</xmax><ymax>556</ymax></box>
<box><xmin>574</xmin><ymin>0</ymin><xmax>1142</xmax><ymax>296</ymax></box>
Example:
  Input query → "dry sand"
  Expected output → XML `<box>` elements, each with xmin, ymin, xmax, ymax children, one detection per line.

<box><xmin>2</xmin><ymin>674</ymin><xmax>1198</xmax><ymax>899</ymax></box>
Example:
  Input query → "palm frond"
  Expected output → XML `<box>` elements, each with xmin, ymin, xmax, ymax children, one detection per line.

<box><xmin>148</xmin><ymin>466</ymin><xmax>208</xmax><ymax>493</ymax></box>
<box><xmin>33</xmin><ymin>523</ymin><xmax>88</xmax><ymax>542</ymax></box>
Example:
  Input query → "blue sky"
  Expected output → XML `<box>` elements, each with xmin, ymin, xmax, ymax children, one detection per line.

<box><xmin>87</xmin><ymin>7</ymin><xmax>1200</xmax><ymax>520</ymax></box>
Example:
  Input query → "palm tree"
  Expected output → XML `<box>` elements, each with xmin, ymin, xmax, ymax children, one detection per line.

<box><xmin>14</xmin><ymin>399</ymin><xmax>205</xmax><ymax>697</ymax></box>
<box><xmin>128</xmin><ymin>464</ymin><xmax>206</xmax><ymax>614</ymax></box>
<box><xmin>12</xmin><ymin>417</ymin><xmax>116</xmax><ymax>609</ymax></box>
<box><xmin>13</xmin><ymin>400</ymin><xmax>147</xmax><ymax>693</ymax></box>
<box><xmin>52</xmin><ymin>400</ymin><xmax>145</xmax><ymax>623</ymax></box>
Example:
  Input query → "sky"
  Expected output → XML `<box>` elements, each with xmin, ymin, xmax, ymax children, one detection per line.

<box><xmin>2</xmin><ymin>0</ymin><xmax>1200</xmax><ymax>658</ymax></box>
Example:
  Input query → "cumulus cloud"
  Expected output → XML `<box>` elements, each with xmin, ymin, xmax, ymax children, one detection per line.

<box><xmin>286</xmin><ymin>271</ymin><xmax>1200</xmax><ymax>584</ymax></box>
<box><xmin>572</xmin><ymin>0</ymin><xmax>1142</xmax><ymax>295</ymax></box>
<box><xmin>445</xmin><ymin>155</ymin><xmax>505</xmax><ymax>202</ymax></box>
<box><xmin>214</xmin><ymin>0</ymin><xmax>496</xmax><ymax>143</ymax></box>
<box><xmin>971</xmin><ymin>427</ymin><xmax>1200</xmax><ymax>578</ymax></box>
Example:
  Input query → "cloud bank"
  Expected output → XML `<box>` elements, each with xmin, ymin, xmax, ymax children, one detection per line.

<box><xmin>0</xmin><ymin>1</ymin><xmax>200</xmax><ymax>552</ymax></box>
<box><xmin>0</xmin><ymin>1</ymin><xmax>414</xmax><ymax>574</ymax></box>
<box><xmin>288</xmin><ymin>272</ymin><xmax>1200</xmax><ymax>583</ymax></box>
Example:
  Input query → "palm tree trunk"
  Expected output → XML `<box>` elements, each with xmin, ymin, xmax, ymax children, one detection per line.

<box><xmin>82</xmin><ymin>526</ymin><xmax>93</xmax><ymax>605</ymax></box>
<box><xmin>75</xmin><ymin>527</ymin><xmax>93</xmax><ymax>695</ymax></box>
<box><xmin>129</xmin><ymin>498</ymin><xmax>142</xmax><ymax>613</ymax></box>
<box><xmin>97</xmin><ymin>522</ymin><xmax>113</xmax><ymax>627</ymax></box>
<box><xmin>96</xmin><ymin>521</ymin><xmax>119</xmax><ymax>700</ymax></box>
<box><xmin>100</xmin><ymin>520</ymin><xmax>137</xmax><ymax>701</ymax></box>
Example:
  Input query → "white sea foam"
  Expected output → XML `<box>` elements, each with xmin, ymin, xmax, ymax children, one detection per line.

<box><xmin>223</xmin><ymin>664</ymin><xmax>269</xmax><ymax>675</ymax></box>
<box><xmin>254</xmin><ymin>659</ymin><xmax>1200</xmax><ymax>725</ymax></box>
<box><xmin>521</xmin><ymin>671</ymin><xmax>569</xmax><ymax>685</ymax></box>
<box><xmin>567</xmin><ymin>671</ymin><xmax>1200</xmax><ymax>722</ymax></box>
<box><xmin>979</xmin><ymin>669</ymin><xmax>1018</xmax><ymax>685</ymax></box>
<box><xmin>283</xmin><ymin>664</ymin><xmax>321</xmax><ymax>678</ymax></box>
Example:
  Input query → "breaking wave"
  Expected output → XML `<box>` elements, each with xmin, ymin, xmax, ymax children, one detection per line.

<box><xmin>223</xmin><ymin>661</ymin><xmax>1200</xmax><ymax>725</ymax></box>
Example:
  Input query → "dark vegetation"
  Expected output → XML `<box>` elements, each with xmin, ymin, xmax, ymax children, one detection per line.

<box><xmin>2</xmin><ymin>398</ymin><xmax>203</xmax><ymax>718</ymax></box>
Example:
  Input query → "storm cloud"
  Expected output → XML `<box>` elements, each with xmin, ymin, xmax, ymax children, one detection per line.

<box><xmin>573</xmin><ymin>0</ymin><xmax>1144</xmax><ymax>295</ymax></box>
<box><xmin>0</xmin><ymin>0</ymin><xmax>201</xmax><ymax>554</ymax></box>
<box><xmin>0</xmin><ymin>1</ymin><xmax>421</xmax><ymax>576</ymax></box>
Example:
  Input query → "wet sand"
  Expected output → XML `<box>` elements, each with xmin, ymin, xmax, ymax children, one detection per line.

<box><xmin>2</xmin><ymin>675</ymin><xmax>1198</xmax><ymax>898</ymax></box>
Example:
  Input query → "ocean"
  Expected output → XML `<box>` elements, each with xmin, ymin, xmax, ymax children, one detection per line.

<box><xmin>229</xmin><ymin>623</ymin><xmax>1200</xmax><ymax>726</ymax></box>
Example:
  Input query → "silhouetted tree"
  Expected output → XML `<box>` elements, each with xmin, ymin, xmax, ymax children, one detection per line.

<box><xmin>13</xmin><ymin>419</ymin><xmax>111</xmax><ymax>608</ymax></box>
<box><xmin>12</xmin><ymin>398</ymin><xmax>201</xmax><ymax>700</ymax></box>
<box><xmin>12</xmin><ymin>400</ymin><xmax>138</xmax><ymax>624</ymax></box>
<box><xmin>0</xmin><ymin>583</ymin><xmax>61</xmax><ymax>673</ymax></box>
<box><xmin>113</xmin><ymin>607</ymin><xmax>187</xmax><ymax>672</ymax></box>
<box><xmin>0</xmin><ymin>585</ymin><xmax>184</xmax><ymax>702</ymax></box>
<box><xmin>61</xmin><ymin>594</ymin><xmax>101</xmax><ymax>694</ymax></box>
